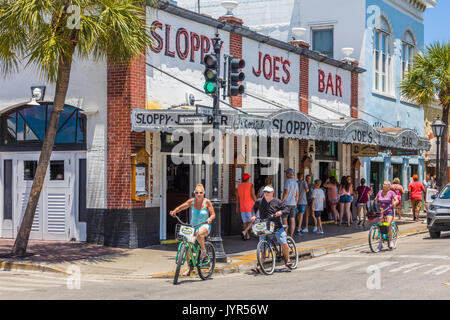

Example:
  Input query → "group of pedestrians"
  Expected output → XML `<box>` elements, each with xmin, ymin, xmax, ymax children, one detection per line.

<box><xmin>236</xmin><ymin>170</ymin><xmax>432</xmax><ymax>241</ymax></box>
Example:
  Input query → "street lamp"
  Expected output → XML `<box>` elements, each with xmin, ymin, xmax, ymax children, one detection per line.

<box><xmin>431</xmin><ymin>116</ymin><xmax>446</xmax><ymax>190</ymax></box>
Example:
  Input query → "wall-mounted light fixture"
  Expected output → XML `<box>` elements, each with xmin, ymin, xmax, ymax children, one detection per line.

<box><xmin>28</xmin><ymin>86</ymin><xmax>46</xmax><ymax>106</ymax></box>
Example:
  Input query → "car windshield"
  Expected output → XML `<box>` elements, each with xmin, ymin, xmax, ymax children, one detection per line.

<box><xmin>439</xmin><ymin>186</ymin><xmax>450</xmax><ymax>199</ymax></box>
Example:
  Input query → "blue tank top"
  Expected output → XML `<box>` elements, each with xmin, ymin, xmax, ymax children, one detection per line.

<box><xmin>191</xmin><ymin>199</ymin><xmax>209</xmax><ymax>226</ymax></box>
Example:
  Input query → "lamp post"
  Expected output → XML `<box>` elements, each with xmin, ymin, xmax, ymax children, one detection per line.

<box><xmin>431</xmin><ymin>116</ymin><xmax>446</xmax><ymax>190</ymax></box>
<box><xmin>209</xmin><ymin>32</ymin><xmax>227</xmax><ymax>262</ymax></box>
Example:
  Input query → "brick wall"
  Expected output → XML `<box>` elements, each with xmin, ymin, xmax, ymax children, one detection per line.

<box><xmin>107</xmin><ymin>54</ymin><xmax>146</xmax><ymax>210</ymax></box>
<box><xmin>219</xmin><ymin>16</ymin><xmax>244</xmax><ymax>204</ymax></box>
<box><xmin>351</xmin><ymin>61</ymin><xmax>359</xmax><ymax>119</ymax></box>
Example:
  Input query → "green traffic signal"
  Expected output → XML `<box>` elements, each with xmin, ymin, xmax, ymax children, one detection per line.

<box><xmin>204</xmin><ymin>81</ymin><xmax>216</xmax><ymax>93</ymax></box>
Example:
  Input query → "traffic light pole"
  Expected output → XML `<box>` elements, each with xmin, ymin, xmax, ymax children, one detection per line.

<box><xmin>209</xmin><ymin>32</ymin><xmax>227</xmax><ymax>262</ymax></box>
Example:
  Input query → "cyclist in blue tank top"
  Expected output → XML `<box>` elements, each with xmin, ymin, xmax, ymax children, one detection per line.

<box><xmin>170</xmin><ymin>184</ymin><xmax>215</xmax><ymax>276</ymax></box>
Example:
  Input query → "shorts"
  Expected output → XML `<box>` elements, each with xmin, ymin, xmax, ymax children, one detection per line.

<box><xmin>384</xmin><ymin>212</ymin><xmax>394</xmax><ymax>217</ymax></box>
<box><xmin>194</xmin><ymin>224</ymin><xmax>211</xmax><ymax>234</ymax></box>
<box><xmin>297</xmin><ymin>204</ymin><xmax>307</xmax><ymax>214</ymax></box>
<box><xmin>314</xmin><ymin>210</ymin><xmax>323</xmax><ymax>218</ymax></box>
<box><xmin>411</xmin><ymin>199</ymin><xmax>422</xmax><ymax>212</ymax></box>
<box><xmin>261</xmin><ymin>228</ymin><xmax>288</xmax><ymax>245</ymax></box>
<box><xmin>241</xmin><ymin>212</ymin><xmax>253</xmax><ymax>223</ymax></box>
<box><xmin>285</xmin><ymin>205</ymin><xmax>297</xmax><ymax>218</ymax></box>
<box><xmin>339</xmin><ymin>195</ymin><xmax>352</xmax><ymax>203</ymax></box>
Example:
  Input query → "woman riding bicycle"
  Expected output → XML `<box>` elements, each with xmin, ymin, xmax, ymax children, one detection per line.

<box><xmin>374</xmin><ymin>181</ymin><xmax>400</xmax><ymax>249</ymax></box>
<box><xmin>169</xmin><ymin>184</ymin><xmax>215</xmax><ymax>276</ymax></box>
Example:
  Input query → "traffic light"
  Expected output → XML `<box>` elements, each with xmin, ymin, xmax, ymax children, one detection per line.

<box><xmin>228</xmin><ymin>57</ymin><xmax>245</xmax><ymax>96</ymax></box>
<box><xmin>203</xmin><ymin>53</ymin><xmax>218</xmax><ymax>94</ymax></box>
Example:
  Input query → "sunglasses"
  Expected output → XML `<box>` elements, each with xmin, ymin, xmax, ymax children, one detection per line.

<box><xmin>195</xmin><ymin>191</ymin><xmax>204</xmax><ymax>195</ymax></box>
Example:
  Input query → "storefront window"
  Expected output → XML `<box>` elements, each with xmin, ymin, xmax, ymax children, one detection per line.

<box><xmin>1</xmin><ymin>104</ymin><xmax>86</xmax><ymax>147</ymax></box>
<box><xmin>315</xmin><ymin>141</ymin><xmax>338</xmax><ymax>160</ymax></box>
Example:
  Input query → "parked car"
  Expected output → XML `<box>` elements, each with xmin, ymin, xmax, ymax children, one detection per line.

<box><xmin>427</xmin><ymin>183</ymin><xmax>450</xmax><ymax>238</ymax></box>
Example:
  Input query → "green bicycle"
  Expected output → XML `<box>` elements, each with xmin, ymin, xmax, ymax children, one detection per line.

<box><xmin>173</xmin><ymin>215</ymin><xmax>216</xmax><ymax>285</ymax></box>
<box><xmin>367</xmin><ymin>205</ymin><xmax>399</xmax><ymax>253</ymax></box>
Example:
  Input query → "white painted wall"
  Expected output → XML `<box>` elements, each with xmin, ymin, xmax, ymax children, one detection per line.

<box><xmin>0</xmin><ymin>56</ymin><xmax>108</xmax><ymax>210</ymax></box>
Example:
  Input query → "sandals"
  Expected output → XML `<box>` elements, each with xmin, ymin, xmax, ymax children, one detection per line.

<box><xmin>251</xmin><ymin>266</ymin><xmax>261</xmax><ymax>274</ymax></box>
<box><xmin>241</xmin><ymin>231</ymin><xmax>247</xmax><ymax>241</ymax></box>
<box><xmin>182</xmin><ymin>266</ymin><xmax>194</xmax><ymax>276</ymax></box>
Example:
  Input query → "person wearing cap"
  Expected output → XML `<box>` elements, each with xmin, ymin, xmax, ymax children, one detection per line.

<box><xmin>236</xmin><ymin>173</ymin><xmax>257</xmax><ymax>240</ymax></box>
<box><xmin>250</xmin><ymin>185</ymin><xmax>292</xmax><ymax>273</ymax></box>
<box><xmin>408</xmin><ymin>174</ymin><xmax>425</xmax><ymax>222</ymax></box>
<box><xmin>281</xmin><ymin>168</ymin><xmax>299</xmax><ymax>238</ymax></box>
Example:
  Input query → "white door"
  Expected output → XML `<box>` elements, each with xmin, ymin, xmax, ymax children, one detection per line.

<box><xmin>15</xmin><ymin>153</ymin><xmax>73</xmax><ymax>241</ymax></box>
<box><xmin>16</xmin><ymin>158</ymin><xmax>42</xmax><ymax>240</ymax></box>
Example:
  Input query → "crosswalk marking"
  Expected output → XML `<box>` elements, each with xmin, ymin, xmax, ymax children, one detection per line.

<box><xmin>389</xmin><ymin>263</ymin><xmax>421</xmax><ymax>273</ymax></box>
<box><xmin>0</xmin><ymin>281</ymin><xmax>61</xmax><ymax>288</ymax></box>
<box><xmin>0</xmin><ymin>286</ymin><xmax>34</xmax><ymax>292</ymax></box>
<box><xmin>0</xmin><ymin>276</ymin><xmax>66</xmax><ymax>285</ymax></box>
<box><xmin>424</xmin><ymin>265</ymin><xmax>450</xmax><ymax>276</ymax></box>
<box><xmin>300</xmin><ymin>261</ymin><xmax>340</xmax><ymax>271</ymax></box>
<box><xmin>366</xmin><ymin>261</ymin><xmax>399</xmax><ymax>270</ymax></box>
<box><xmin>403</xmin><ymin>264</ymin><xmax>432</xmax><ymax>273</ymax></box>
<box><xmin>327</xmin><ymin>261</ymin><xmax>367</xmax><ymax>271</ymax></box>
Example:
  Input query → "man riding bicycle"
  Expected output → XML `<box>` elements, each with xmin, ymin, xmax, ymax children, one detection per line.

<box><xmin>250</xmin><ymin>185</ymin><xmax>292</xmax><ymax>273</ymax></box>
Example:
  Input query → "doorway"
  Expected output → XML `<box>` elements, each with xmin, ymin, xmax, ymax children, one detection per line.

<box><xmin>253</xmin><ymin>158</ymin><xmax>283</xmax><ymax>198</ymax></box>
<box><xmin>370</xmin><ymin>161</ymin><xmax>383</xmax><ymax>195</ymax></box>
<box><xmin>14</xmin><ymin>153</ymin><xmax>73</xmax><ymax>241</ymax></box>
<box><xmin>165</xmin><ymin>157</ymin><xmax>191</xmax><ymax>239</ymax></box>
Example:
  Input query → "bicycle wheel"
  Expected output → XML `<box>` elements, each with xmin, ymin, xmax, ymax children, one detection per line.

<box><xmin>256</xmin><ymin>240</ymin><xmax>275</xmax><ymax>275</ymax></box>
<box><xmin>390</xmin><ymin>222</ymin><xmax>399</xmax><ymax>249</ymax></box>
<box><xmin>174</xmin><ymin>242</ymin><xmax>187</xmax><ymax>285</ymax></box>
<box><xmin>197</xmin><ymin>241</ymin><xmax>216</xmax><ymax>280</ymax></box>
<box><xmin>286</xmin><ymin>236</ymin><xmax>298</xmax><ymax>269</ymax></box>
<box><xmin>368</xmin><ymin>225</ymin><xmax>382</xmax><ymax>253</ymax></box>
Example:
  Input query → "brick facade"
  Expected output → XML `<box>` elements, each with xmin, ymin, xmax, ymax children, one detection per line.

<box><xmin>107</xmin><ymin>54</ymin><xmax>146</xmax><ymax>210</ymax></box>
<box><xmin>351</xmin><ymin>61</ymin><xmax>359</xmax><ymax>119</ymax></box>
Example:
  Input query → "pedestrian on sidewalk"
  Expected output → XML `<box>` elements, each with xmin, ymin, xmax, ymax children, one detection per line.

<box><xmin>311</xmin><ymin>179</ymin><xmax>326</xmax><ymax>234</ymax></box>
<box><xmin>170</xmin><ymin>184</ymin><xmax>215</xmax><ymax>276</ymax></box>
<box><xmin>236</xmin><ymin>173</ymin><xmax>257</xmax><ymax>240</ymax></box>
<box><xmin>281</xmin><ymin>168</ymin><xmax>299</xmax><ymax>238</ymax></box>
<box><xmin>391</xmin><ymin>177</ymin><xmax>405</xmax><ymax>220</ymax></box>
<box><xmin>355</xmin><ymin>178</ymin><xmax>372</xmax><ymax>227</ymax></box>
<box><xmin>324</xmin><ymin>176</ymin><xmax>339</xmax><ymax>225</ymax></box>
<box><xmin>257</xmin><ymin>177</ymin><xmax>273</xmax><ymax>199</ymax></box>
<box><xmin>408</xmin><ymin>174</ymin><xmax>425</xmax><ymax>222</ymax></box>
<box><xmin>339</xmin><ymin>176</ymin><xmax>353</xmax><ymax>227</ymax></box>
<box><xmin>296</xmin><ymin>172</ymin><xmax>309</xmax><ymax>234</ymax></box>
<box><xmin>303</xmin><ymin>174</ymin><xmax>314</xmax><ymax>233</ymax></box>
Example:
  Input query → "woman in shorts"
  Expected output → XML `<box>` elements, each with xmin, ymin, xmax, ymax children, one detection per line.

<box><xmin>355</xmin><ymin>178</ymin><xmax>372</xmax><ymax>227</ymax></box>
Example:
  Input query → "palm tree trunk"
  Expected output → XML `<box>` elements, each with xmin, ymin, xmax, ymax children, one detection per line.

<box><xmin>11</xmin><ymin>53</ymin><xmax>73</xmax><ymax>257</ymax></box>
<box><xmin>439</xmin><ymin>105</ymin><xmax>449</xmax><ymax>190</ymax></box>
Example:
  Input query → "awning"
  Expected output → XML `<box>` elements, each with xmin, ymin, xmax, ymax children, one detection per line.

<box><xmin>131</xmin><ymin>108</ymin><xmax>431</xmax><ymax>151</ymax></box>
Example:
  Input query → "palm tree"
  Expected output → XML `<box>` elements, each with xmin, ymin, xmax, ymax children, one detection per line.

<box><xmin>0</xmin><ymin>0</ymin><xmax>154</xmax><ymax>256</ymax></box>
<box><xmin>400</xmin><ymin>42</ymin><xmax>450</xmax><ymax>190</ymax></box>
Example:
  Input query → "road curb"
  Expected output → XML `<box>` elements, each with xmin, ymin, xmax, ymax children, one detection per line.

<box><xmin>0</xmin><ymin>260</ymin><xmax>69</xmax><ymax>275</ymax></box>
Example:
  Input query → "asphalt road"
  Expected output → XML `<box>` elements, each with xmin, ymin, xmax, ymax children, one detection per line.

<box><xmin>1</xmin><ymin>231</ymin><xmax>450</xmax><ymax>300</ymax></box>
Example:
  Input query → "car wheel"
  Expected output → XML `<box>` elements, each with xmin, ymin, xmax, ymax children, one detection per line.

<box><xmin>429</xmin><ymin>229</ymin><xmax>441</xmax><ymax>239</ymax></box>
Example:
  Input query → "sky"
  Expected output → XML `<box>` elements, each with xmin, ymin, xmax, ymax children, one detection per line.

<box><xmin>423</xmin><ymin>1</ymin><xmax>450</xmax><ymax>46</ymax></box>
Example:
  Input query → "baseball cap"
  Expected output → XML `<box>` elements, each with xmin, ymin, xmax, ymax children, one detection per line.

<box><xmin>242</xmin><ymin>173</ymin><xmax>251</xmax><ymax>180</ymax></box>
<box><xmin>285</xmin><ymin>168</ymin><xmax>294</xmax><ymax>175</ymax></box>
<box><xmin>263</xmin><ymin>185</ymin><xmax>274</xmax><ymax>193</ymax></box>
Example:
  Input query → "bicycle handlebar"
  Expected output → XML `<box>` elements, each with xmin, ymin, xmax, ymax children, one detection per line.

<box><xmin>172</xmin><ymin>213</ymin><xmax>210</xmax><ymax>228</ymax></box>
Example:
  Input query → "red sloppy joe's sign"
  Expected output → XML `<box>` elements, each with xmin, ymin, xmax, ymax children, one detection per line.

<box><xmin>252</xmin><ymin>51</ymin><xmax>291</xmax><ymax>84</ymax></box>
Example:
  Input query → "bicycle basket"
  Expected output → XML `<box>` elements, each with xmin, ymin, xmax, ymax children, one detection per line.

<box><xmin>252</xmin><ymin>221</ymin><xmax>275</xmax><ymax>236</ymax></box>
<box><xmin>175</xmin><ymin>224</ymin><xmax>196</xmax><ymax>242</ymax></box>
<box><xmin>379</xmin><ymin>222</ymin><xmax>390</xmax><ymax>234</ymax></box>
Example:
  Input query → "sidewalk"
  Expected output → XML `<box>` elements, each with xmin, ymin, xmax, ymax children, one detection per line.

<box><xmin>0</xmin><ymin>214</ymin><xmax>428</xmax><ymax>279</ymax></box>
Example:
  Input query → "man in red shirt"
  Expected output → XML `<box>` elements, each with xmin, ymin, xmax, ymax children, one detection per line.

<box><xmin>408</xmin><ymin>174</ymin><xmax>425</xmax><ymax>222</ymax></box>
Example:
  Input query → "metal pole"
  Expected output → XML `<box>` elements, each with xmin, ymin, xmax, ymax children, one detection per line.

<box><xmin>436</xmin><ymin>136</ymin><xmax>440</xmax><ymax>191</ymax></box>
<box><xmin>209</xmin><ymin>32</ymin><xmax>227</xmax><ymax>262</ymax></box>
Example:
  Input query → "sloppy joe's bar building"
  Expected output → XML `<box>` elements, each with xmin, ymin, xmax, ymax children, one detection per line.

<box><xmin>0</xmin><ymin>3</ymin><xmax>429</xmax><ymax>247</ymax></box>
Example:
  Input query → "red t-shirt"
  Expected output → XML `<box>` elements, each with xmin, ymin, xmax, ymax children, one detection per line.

<box><xmin>408</xmin><ymin>181</ymin><xmax>425</xmax><ymax>200</ymax></box>
<box><xmin>356</xmin><ymin>186</ymin><xmax>371</xmax><ymax>203</ymax></box>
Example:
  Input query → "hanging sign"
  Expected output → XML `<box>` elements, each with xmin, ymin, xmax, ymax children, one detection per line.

<box><xmin>351</xmin><ymin>144</ymin><xmax>380</xmax><ymax>157</ymax></box>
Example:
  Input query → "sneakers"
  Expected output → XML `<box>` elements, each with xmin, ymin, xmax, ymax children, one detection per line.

<box><xmin>302</xmin><ymin>228</ymin><xmax>309</xmax><ymax>233</ymax></box>
<box><xmin>318</xmin><ymin>230</ymin><xmax>324</xmax><ymax>235</ymax></box>
<box><xmin>389</xmin><ymin>241</ymin><xmax>395</xmax><ymax>249</ymax></box>
<box><xmin>377</xmin><ymin>241</ymin><xmax>383</xmax><ymax>251</ymax></box>
<box><xmin>296</xmin><ymin>229</ymin><xmax>302</xmax><ymax>234</ymax></box>
<box><xmin>313</xmin><ymin>227</ymin><xmax>318</xmax><ymax>233</ymax></box>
